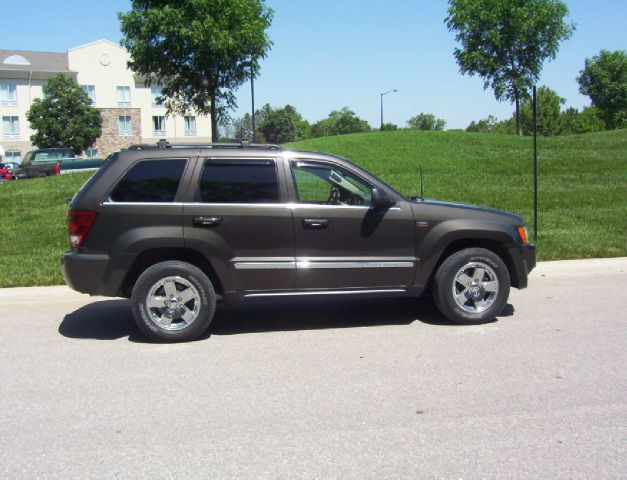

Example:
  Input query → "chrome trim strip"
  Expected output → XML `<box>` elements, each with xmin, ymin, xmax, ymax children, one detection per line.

<box><xmin>234</xmin><ymin>261</ymin><xmax>296</xmax><ymax>270</ymax></box>
<box><xmin>102</xmin><ymin>201</ymin><xmax>401</xmax><ymax>210</ymax></box>
<box><xmin>244</xmin><ymin>288</ymin><xmax>407</xmax><ymax>298</ymax></box>
<box><xmin>296</xmin><ymin>260</ymin><xmax>414</xmax><ymax>269</ymax></box>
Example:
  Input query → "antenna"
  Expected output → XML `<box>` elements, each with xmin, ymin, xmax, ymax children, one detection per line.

<box><xmin>420</xmin><ymin>164</ymin><xmax>424</xmax><ymax>199</ymax></box>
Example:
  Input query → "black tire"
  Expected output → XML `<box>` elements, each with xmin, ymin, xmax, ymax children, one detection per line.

<box><xmin>432</xmin><ymin>248</ymin><xmax>510</xmax><ymax>325</ymax></box>
<box><xmin>131</xmin><ymin>261</ymin><xmax>216</xmax><ymax>342</ymax></box>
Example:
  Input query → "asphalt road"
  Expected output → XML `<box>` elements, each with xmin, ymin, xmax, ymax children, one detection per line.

<box><xmin>1</xmin><ymin>258</ymin><xmax>625</xmax><ymax>479</ymax></box>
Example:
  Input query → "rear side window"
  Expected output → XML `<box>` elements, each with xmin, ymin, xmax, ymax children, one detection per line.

<box><xmin>110</xmin><ymin>159</ymin><xmax>186</xmax><ymax>203</ymax></box>
<box><xmin>198</xmin><ymin>160</ymin><xmax>279</xmax><ymax>203</ymax></box>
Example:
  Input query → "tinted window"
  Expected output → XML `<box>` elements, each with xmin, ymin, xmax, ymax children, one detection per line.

<box><xmin>291</xmin><ymin>161</ymin><xmax>372</xmax><ymax>206</ymax></box>
<box><xmin>199</xmin><ymin>160</ymin><xmax>279</xmax><ymax>203</ymax></box>
<box><xmin>111</xmin><ymin>159</ymin><xmax>186</xmax><ymax>203</ymax></box>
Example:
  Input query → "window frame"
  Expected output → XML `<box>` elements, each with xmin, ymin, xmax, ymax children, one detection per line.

<box><xmin>0</xmin><ymin>82</ymin><xmax>18</xmax><ymax>106</ymax></box>
<box><xmin>2</xmin><ymin>115</ymin><xmax>20</xmax><ymax>140</ymax></box>
<box><xmin>117</xmin><ymin>115</ymin><xmax>133</xmax><ymax>137</ymax></box>
<box><xmin>116</xmin><ymin>86</ymin><xmax>131</xmax><ymax>107</ymax></box>
<box><xmin>150</xmin><ymin>85</ymin><xmax>164</xmax><ymax>107</ymax></box>
<box><xmin>152</xmin><ymin>115</ymin><xmax>166</xmax><ymax>137</ymax></box>
<box><xmin>194</xmin><ymin>157</ymin><xmax>283</xmax><ymax>205</ymax></box>
<box><xmin>288</xmin><ymin>159</ymin><xmax>375</xmax><ymax>208</ymax></box>
<box><xmin>105</xmin><ymin>158</ymin><xmax>189</xmax><ymax>204</ymax></box>
<box><xmin>80</xmin><ymin>85</ymin><xmax>96</xmax><ymax>105</ymax></box>
<box><xmin>184</xmin><ymin>116</ymin><xmax>197</xmax><ymax>136</ymax></box>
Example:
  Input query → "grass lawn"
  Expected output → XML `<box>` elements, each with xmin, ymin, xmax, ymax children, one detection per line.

<box><xmin>0</xmin><ymin>129</ymin><xmax>625</xmax><ymax>287</ymax></box>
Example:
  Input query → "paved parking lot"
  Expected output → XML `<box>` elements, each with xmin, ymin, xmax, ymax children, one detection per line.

<box><xmin>1</xmin><ymin>258</ymin><xmax>625</xmax><ymax>478</ymax></box>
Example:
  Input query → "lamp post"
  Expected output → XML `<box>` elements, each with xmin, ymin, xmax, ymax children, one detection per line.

<box><xmin>380</xmin><ymin>89</ymin><xmax>397</xmax><ymax>130</ymax></box>
<box><xmin>250</xmin><ymin>61</ymin><xmax>256</xmax><ymax>143</ymax></box>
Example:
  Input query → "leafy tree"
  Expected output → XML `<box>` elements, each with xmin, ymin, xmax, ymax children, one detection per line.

<box><xmin>407</xmin><ymin>113</ymin><xmax>446</xmax><ymax>131</ymax></box>
<box><xmin>446</xmin><ymin>0</ymin><xmax>574</xmax><ymax>135</ymax></box>
<box><xmin>119</xmin><ymin>0</ymin><xmax>273</xmax><ymax>141</ymax></box>
<box><xmin>381</xmin><ymin>123</ymin><xmax>399</xmax><ymax>131</ymax></box>
<box><xmin>520</xmin><ymin>86</ymin><xmax>564</xmax><ymax>136</ymax></box>
<box><xmin>260</xmin><ymin>107</ymin><xmax>298</xmax><ymax>144</ymax></box>
<box><xmin>577</xmin><ymin>50</ymin><xmax>627</xmax><ymax>129</ymax></box>
<box><xmin>569</xmin><ymin>107</ymin><xmax>605</xmax><ymax>134</ymax></box>
<box><xmin>466</xmin><ymin>115</ymin><xmax>498</xmax><ymax>133</ymax></box>
<box><xmin>311</xmin><ymin>107</ymin><xmax>371</xmax><ymax>138</ymax></box>
<box><xmin>26</xmin><ymin>75</ymin><xmax>102</xmax><ymax>153</ymax></box>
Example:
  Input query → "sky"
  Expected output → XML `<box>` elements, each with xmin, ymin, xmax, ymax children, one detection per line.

<box><xmin>1</xmin><ymin>0</ymin><xmax>625</xmax><ymax>129</ymax></box>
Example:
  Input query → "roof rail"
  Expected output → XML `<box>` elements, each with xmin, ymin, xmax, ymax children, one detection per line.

<box><xmin>125</xmin><ymin>140</ymin><xmax>282</xmax><ymax>151</ymax></box>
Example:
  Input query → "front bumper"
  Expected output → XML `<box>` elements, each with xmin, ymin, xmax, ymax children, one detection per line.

<box><xmin>61</xmin><ymin>252</ymin><xmax>110</xmax><ymax>295</ymax></box>
<box><xmin>507</xmin><ymin>243</ymin><xmax>536</xmax><ymax>289</ymax></box>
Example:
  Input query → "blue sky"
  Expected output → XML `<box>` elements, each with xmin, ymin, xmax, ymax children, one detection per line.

<box><xmin>2</xmin><ymin>0</ymin><xmax>625</xmax><ymax>129</ymax></box>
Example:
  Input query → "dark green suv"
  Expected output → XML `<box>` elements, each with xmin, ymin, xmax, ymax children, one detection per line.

<box><xmin>62</xmin><ymin>142</ymin><xmax>536</xmax><ymax>342</ymax></box>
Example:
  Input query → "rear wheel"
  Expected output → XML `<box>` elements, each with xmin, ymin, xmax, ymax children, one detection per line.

<box><xmin>131</xmin><ymin>261</ymin><xmax>216</xmax><ymax>342</ymax></box>
<box><xmin>432</xmin><ymin>248</ymin><xmax>510</xmax><ymax>325</ymax></box>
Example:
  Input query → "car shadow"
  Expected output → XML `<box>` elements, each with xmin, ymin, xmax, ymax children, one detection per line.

<box><xmin>58</xmin><ymin>296</ymin><xmax>513</xmax><ymax>342</ymax></box>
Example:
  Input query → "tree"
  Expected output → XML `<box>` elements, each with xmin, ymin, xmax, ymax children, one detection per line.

<box><xmin>26</xmin><ymin>74</ymin><xmax>102</xmax><ymax>153</ymax></box>
<box><xmin>407</xmin><ymin>113</ymin><xmax>446</xmax><ymax>131</ymax></box>
<box><xmin>260</xmin><ymin>107</ymin><xmax>298</xmax><ymax>144</ymax></box>
<box><xmin>446</xmin><ymin>0</ymin><xmax>574</xmax><ymax>135</ymax></box>
<box><xmin>381</xmin><ymin>123</ymin><xmax>399</xmax><ymax>131</ymax></box>
<box><xmin>311</xmin><ymin>107</ymin><xmax>371</xmax><ymax>138</ymax></box>
<box><xmin>119</xmin><ymin>0</ymin><xmax>273</xmax><ymax>141</ymax></box>
<box><xmin>577</xmin><ymin>50</ymin><xmax>627</xmax><ymax>129</ymax></box>
<box><xmin>568</xmin><ymin>107</ymin><xmax>605</xmax><ymax>134</ymax></box>
<box><xmin>520</xmin><ymin>86</ymin><xmax>564</xmax><ymax>136</ymax></box>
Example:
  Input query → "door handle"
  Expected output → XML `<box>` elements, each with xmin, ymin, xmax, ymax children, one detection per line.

<box><xmin>303</xmin><ymin>218</ymin><xmax>330</xmax><ymax>230</ymax></box>
<box><xmin>193</xmin><ymin>216</ymin><xmax>222</xmax><ymax>227</ymax></box>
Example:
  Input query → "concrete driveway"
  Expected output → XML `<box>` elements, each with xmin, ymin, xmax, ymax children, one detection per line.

<box><xmin>0</xmin><ymin>258</ymin><xmax>625</xmax><ymax>478</ymax></box>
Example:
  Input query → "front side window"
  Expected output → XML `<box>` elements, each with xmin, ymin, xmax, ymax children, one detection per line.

<box><xmin>184</xmin><ymin>116</ymin><xmax>197</xmax><ymax>136</ymax></box>
<box><xmin>81</xmin><ymin>85</ymin><xmax>96</xmax><ymax>105</ymax></box>
<box><xmin>199</xmin><ymin>160</ymin><xmax>279</xmax><ymax>204</ymax></box>
<box><xmin>152</xmin><ymin>116</ymin><xmax>166</xmax><ymax>136</ymax></box>
<box><xmin>2</xmin><ymin>116</ymin><xmax>20</xmax><ymax>139</ymax></box>
<box><xmin>110</xmin><ymin>159</ymin><xmax>186</xmax><ymax>203</ymax></box>
<box><xmin>118</xmin><ymin>116</ymin><xmax>132</xmax><ymax>136</ymax></box>
<box><xmin>291</xmin><ymin>161</ymin><xmax>372</xmax><ymax>206</ymax></box>
<box><xmin>116</xmin><ymin>86</ymin><xmax>131</xmax><ymax>106</ymax></box>
<box><xmin>0</xmin><ymin>83</ymin><xmax>18</xmax><ymax>106</ymax></box>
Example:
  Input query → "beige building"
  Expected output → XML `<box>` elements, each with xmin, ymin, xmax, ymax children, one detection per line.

<box><xmin>0</xmin><ymin>39</ymin><xmax>212</xmax><ymax>161</ymax></box>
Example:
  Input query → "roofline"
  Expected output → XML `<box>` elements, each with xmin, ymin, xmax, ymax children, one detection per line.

<box><xmin>69</xmin><ymin>39</ymin><xmax>125</xmax><ymax>52</ymax></box>
<box><xmin>0</xmin><ymin>48</ymin><xmax>65</xmax><ymax>55</ymax></box>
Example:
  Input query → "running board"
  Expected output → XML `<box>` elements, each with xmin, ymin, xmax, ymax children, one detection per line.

<box><xmin>243</xmin><ymin>288</ymin><xmax>407</xmax><ymax>298</ymax></box>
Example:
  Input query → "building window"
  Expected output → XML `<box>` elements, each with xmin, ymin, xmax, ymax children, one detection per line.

<box><xmin>152</xmin><ymin>116</ymin><xmax>166</xmax><ymax>137</ymax></box>
<box><xmin>118</xmin><ymin>116</ymin><xmax>133</xmax><ymax>136</ymax></box>
<box><xmin>150</xmin><ymin>86</ymin><xmax>164</xmax><ymax>107</ymax></box>
<box><xmin>5</xmin><ymin>151</ymin><xmax>21</xmax><ymax>163</ymax></box>
<box><xmin>85</xmin><ymin>147</ymin><xmax>99</xmax><ymax>159</ymax></box>
<box><xmin>0</xmin><ymin>83</ymin><xmax>18</xmax><ymax>106</ymax></box>
<box><xmin>116</xmin><ymin>86</ymin><xmax>131</xmax><ymax>107</ymax></box>
<box><xmin>2</xmin><ymin>116</ymin><xmax>20</xmax><ymax>140</ymax></box>
<box><xmin>184</xmin><ymin>116</ymin><xmax>197</xmax><ymax>136</ymax></box>
<box><xmin>81</xmin><ymin>85</ymin><xmax>96</xmax><ymax>105</ymax></box>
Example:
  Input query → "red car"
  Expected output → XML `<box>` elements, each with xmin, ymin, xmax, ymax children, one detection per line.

<box><xmin>0</xmin><ymin>162</ymin><xmax>19</xmax><ymax>180</ymax></box>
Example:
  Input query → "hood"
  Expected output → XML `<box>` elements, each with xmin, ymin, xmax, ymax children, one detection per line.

<box><xmin>412</xmin><ymin>198</ymin><xmax>524</xmax><ymax>223</ymax></box>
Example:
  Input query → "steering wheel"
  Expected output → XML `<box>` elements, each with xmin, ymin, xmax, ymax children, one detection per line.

<box><xmin>327</xmin><ymin>186</ymin><xmax>341</xmax><ymax>204</ymax></box>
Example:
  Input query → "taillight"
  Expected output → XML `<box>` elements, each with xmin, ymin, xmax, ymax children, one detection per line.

<box><xmin>68</xmin><ymin>210</ymin><xmax>97</xmax><ymax>248</ymax></box>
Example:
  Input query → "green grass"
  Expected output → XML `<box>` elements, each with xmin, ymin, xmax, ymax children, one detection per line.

<box><xmin>0</xmin><ymin>129</ymin><xmax>625</xmax><ymax>287</ymax></box>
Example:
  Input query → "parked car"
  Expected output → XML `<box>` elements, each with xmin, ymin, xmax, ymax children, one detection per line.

<box><xmin>61</xmin><ymin>142</ymin><xmax>536</xmax><ymax>342</ymax></box>
<box><xmin>0</xmin><ymin>162</ymin><xmax>19</xmax><ymax>180</ymax></box>
<box><xmin>12</xmin><ymin>148</ymin><xmax>102</xmax><ymax>179</ymax></box>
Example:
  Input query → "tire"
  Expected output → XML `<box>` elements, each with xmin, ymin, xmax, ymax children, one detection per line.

<box><xmin>432</xmin><ymin>248</ymin><xmax>510</xmax><ymax>325</ymax></box>
<box><xmin>131</xmin><ymin>261</ymin><xmax>216</xmax><ymax>342</ymax></box>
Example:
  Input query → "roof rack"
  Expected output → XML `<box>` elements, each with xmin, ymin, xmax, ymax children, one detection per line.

<box><xmin>125</xmin><ymin>140</ymin><xmax>282</xmax><ymax>151</ymax></box>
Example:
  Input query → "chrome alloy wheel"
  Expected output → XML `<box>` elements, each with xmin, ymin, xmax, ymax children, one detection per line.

<box><xmin>145</xmin><ymin>276</ymin><xmax>201</xmax><ymax>331</ymax></box>
<box><xmin>452</xmin><ymin>261</ymin><xmax>499</xmax><ymax>313</ymax></box>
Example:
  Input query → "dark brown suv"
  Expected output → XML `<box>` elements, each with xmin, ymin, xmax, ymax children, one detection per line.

<box><xmin>62</xmin><ymin>142</ymin><xmax>536</xmax><ymax>342</ymax></box>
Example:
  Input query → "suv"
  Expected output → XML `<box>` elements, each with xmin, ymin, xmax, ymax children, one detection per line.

<box><xmin>62</xmin><ymin>142</ymin><xmax>536</xmax><ymax>342</ymax></box>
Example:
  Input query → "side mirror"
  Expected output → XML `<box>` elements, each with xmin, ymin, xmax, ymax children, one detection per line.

<box><xmin>371</xmin><ymin>188</ymin><xmax>395</xmax><ymax>209</ymax></box>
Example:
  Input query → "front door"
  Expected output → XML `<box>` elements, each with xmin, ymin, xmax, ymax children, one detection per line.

<box><xmin>288</xmin><ymin>159</ymin><xmax>416</xmax><ymax>290</ymax></box>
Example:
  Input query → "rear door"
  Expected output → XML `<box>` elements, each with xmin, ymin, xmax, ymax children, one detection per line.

<box><xmin>182</xmin><ymin>156</ymin><xmax>295</xmax><ymax>293</ymax></box>
<box><xmin>287</xmin><ymin>158</ymin><xmax>417</xmax><ymax>290</ymax></box>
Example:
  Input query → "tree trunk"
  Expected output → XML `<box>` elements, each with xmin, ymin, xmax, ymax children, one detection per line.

<box><xmin>210</xmin><ymin>92</ymin><xmax>218</xmax><ymax>142</ymax></box>
<box><xmin>515</xmin><ymin>95</ymin><xmax>522</xmax><ymax>136</ymax></box>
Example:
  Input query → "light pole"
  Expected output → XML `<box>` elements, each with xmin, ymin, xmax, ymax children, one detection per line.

<box><xmin>380</xmin><ymin>89</ymin><xmax>397</xmax><ymax>130</ymax></box>
<box><xmin>250</xmin><ymin>61</ymin><xmax>256</xmax><ymax>143</ymax></box>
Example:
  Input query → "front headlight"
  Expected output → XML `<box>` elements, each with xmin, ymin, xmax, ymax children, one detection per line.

<box><xmin>517</xmin><ymin>226</ymin><xmax>530</xmax><ymax>244</ymax></box>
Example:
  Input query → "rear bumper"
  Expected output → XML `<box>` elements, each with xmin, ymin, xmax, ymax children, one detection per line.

<box><xmin>61</xmin><ymin>252</ymin><xmax>110</xmax><ymax>295</ymax></box>
<box><xmin>507</xmin><ymin>243</ymin><xmax>536</xmax><ymax>289</ymax></box>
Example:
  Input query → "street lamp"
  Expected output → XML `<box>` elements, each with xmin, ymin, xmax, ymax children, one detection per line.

<box><xmin>249</xmin><ymin>61</ymin><xmax>256</xmax><ymax>143</ymax></box>
<box><xmin>380</xmin><ymin>89</ymin><xmax>397</xmax><ymax>130</ymax></box>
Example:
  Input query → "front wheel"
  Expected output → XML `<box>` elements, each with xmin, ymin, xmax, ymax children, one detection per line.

<box><xmin>131</xmin><ymin>261</ymin><xmax>216</xmax><ymax>342</ymax></box>
<box><xmin>432</xmin><ymin>248</ymin><xmax>510</xmax><ymax>325</ymax></box>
